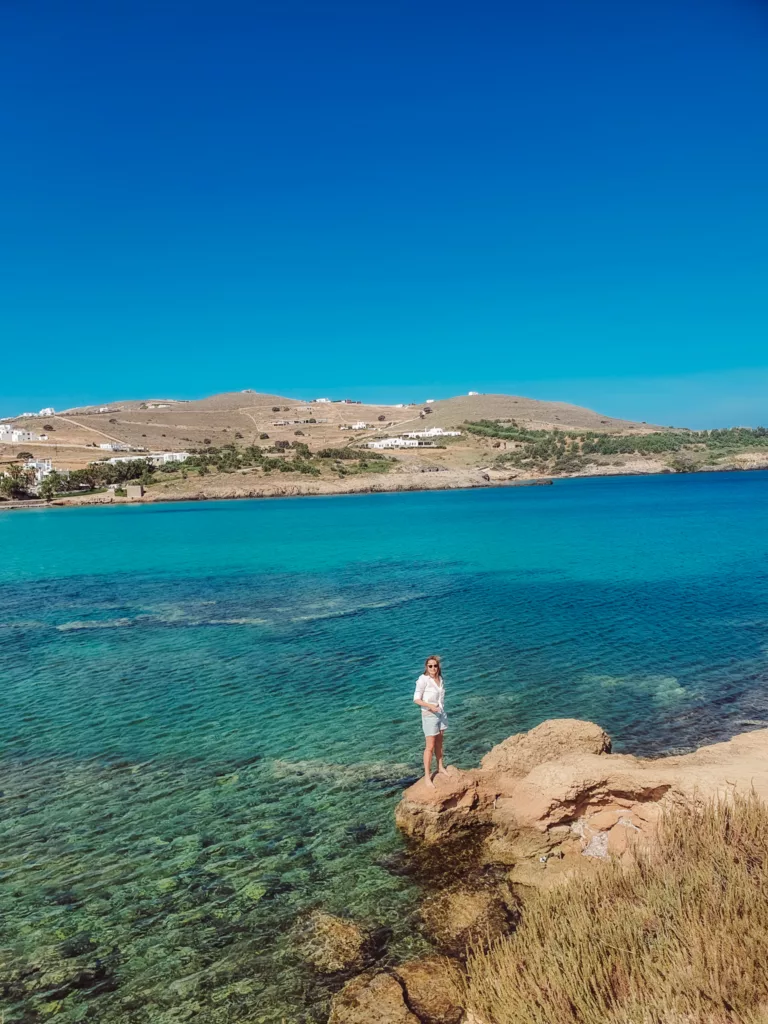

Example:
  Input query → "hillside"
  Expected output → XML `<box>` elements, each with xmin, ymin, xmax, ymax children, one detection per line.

<box><xmin>1</xmin><ymin>390</ymin><xmax>651</xmax><ymax>472</ymax></box>
<box><xmin>3</xmin><ymin>390</ymin><xmax>767</xmax><ymax>506</ymax></box>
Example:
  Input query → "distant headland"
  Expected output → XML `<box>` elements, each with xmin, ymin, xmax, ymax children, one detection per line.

<box><xmin>2</xmin><ymin>390</ymin><xmax>767</xmax><ymax>508</ymax></box>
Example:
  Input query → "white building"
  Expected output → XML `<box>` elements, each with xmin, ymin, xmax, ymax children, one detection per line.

<box><xmin>402</xmin><ymin>427</ymin><xmax>462</xmax><ymax>439</ymax></box>
<box><xmin>39</xmin><ymin>407</ymin><xmax>55</xmax><ymax>416</ymax></box>
<box><xmin>425</xmin><ymin>399</ymin><xmax>435</xmax><ymax>404</ymax></box>
<box><xmin>99</xmin><ymin>443</ymin><xmax>131</xmax><ymax>451</ymax></box>
<box><xmin>351</xmin><ymin>421</ymin><xmax>369</xmax><ymax>430</ymax></box>
<box><xmin>154</xmin><ymin>452</ymin><xmax>190</xmax><ymax>465</ymax></box>
<box><xmin>468</xmin><ymin>391</ymin><xmax>479</xmax><ymax>396</ymax></box>
<box><xmin>25</xmin><ymin>459</ymin><xmax>53</xmax><ymax>484</ymax></box>
<box><xmin>314</xmin><ymin>398</ymin><xmax>331</xmax><ymax>403</ymax></box>
<box><xmin>103</xmin><ymin>452</ymin><xmax>189</xmax><ymax>467</ymax></box>
<box><xmin>367</xmin><ymin>438</ymin><xmax>420</xmax><ymax>450</ymax></box>
<box><xmin>105</xmin><ymin>455</ymin><xmax>152</xmax><ymax>465</ymax></box>
<box><xmin>2</xmin><ymin>428</ymin><xmax>40</xmax><ymax>443</ymax></box>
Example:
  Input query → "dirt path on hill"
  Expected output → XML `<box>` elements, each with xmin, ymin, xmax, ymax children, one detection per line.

<box><xmin>55</xmin><ymin>415</ymin><xmax>128</xmax><ymax>446</ymax></box>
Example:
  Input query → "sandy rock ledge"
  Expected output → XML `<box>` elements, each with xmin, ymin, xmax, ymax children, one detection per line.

<box><xmin>396</xmin><ymin>718</ymin><xmax>768</xmax><ymax>886</ymax></box>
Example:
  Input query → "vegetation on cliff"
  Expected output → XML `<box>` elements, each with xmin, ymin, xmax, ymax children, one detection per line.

<box><xmin>464</xmin><ymin>420</ymin><xmax>768</xmax><ymax>474</ymax></box>
<box><xmin>463</xmin><ymin>793</ymin><xmax>768</xmax><ymax>1024</ymax></box>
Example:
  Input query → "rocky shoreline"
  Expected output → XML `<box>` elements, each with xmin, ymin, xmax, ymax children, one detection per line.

<box><xmin>0</xmin><ymin>470</ymin><xmax>554</xmax><ymax>511</ymax></box>
<box><xmin>324</xmin><ymin>719</ymin><xmax>768</xmax><ymax>1024</ymax></box>
<box><xmin>3</xmin><ymin>458</ymin><xmax>768</xmax><ymax>512</ymax></box>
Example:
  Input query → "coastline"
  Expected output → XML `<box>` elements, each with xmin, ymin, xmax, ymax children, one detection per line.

<box><xmin>1</xmin><ymin>469</ymin><xmax>554</xmax><ymax>511</ymax></box>
<box><xmin>3</xmin><ymin>458</ymin><xmax>768</xmax><ymax>512</ymax></box>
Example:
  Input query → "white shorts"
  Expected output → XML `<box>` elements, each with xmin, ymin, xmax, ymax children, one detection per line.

<box><xmin>422</xmin><ymin>709</ymin><xmax>448</xmax><ymax>737</ymax></box>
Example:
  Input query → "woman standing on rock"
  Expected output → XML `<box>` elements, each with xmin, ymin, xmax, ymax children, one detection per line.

<box><xmin>414</xmin><ymin>655</ymin><xmax>448</xmax><ymax>788</ymax></box>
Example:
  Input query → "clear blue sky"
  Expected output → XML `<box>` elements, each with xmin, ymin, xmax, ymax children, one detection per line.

<box><xmin>2</xmin><ymin>0</ymin><xmax>766</xmax><ymax>427</ymax></box>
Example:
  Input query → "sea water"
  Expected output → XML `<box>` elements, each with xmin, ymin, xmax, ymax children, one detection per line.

<box><xmin>2</xmin><ymin>472</ymin><xmax>768</xmax><ymax>1022</ymax></box>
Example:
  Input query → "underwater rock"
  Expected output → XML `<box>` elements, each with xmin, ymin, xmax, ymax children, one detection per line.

<box><xmin>328</xmin><ymin>970</ymin><xmax>419</xmax><ymax>1024</ymax></box>
<box><xmin>295</xmin><ymin>911</ymin><xmax>373</xmax><ymax>973</ymax></box>
<box><xmin>394</xmin><ymin>956</ymin><xmax>465</xmax><ymax>1024</ymax></box>
<box><xmin>419</xmin><ymin>887</ymin><xmax>514</xmax><ymax>957</ymax></box>
<box><xmin>58</xmin><ymin>933</ymin><xmax>96</xmax><ymax>959</ymax></box>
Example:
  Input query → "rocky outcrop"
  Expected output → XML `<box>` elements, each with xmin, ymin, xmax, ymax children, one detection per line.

<box><xmin>328</xmin><ymin>971</ymin><xmax>420</xmax><ymax>1024</ymax></box>
<box><xmin>329</xmin><ymin>722</ymin><xmax>768</xmax><ymax>1023</ymax></box>
<box><xmin>396</xmin><ymin>720</ymin><xmax>768</xmax><ymax>888</ymax></box>
<box><xmin>393</xmin><ymin>957</ymin><xmax>464</xmax><ymax>1024</ymax></box>
<box><xmin>479</xmin><ymin>718</ymin><xmax>611</xmax><ymax>775</ymax></box>
<box><xmin>328</xmin><ymin>959</ymin><xmax>465</xmax><ymax>1024</ymax></box>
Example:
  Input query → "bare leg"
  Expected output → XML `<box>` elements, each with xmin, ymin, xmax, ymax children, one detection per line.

<box><xmin>435</xmin><ymin>731</ymin><xmax>447</xmax><ymax>774</ymax></box>
<box><xmin>423</xmin><ymin>735</ymin><xmax>436</xmax><ymax>788</ymax></box>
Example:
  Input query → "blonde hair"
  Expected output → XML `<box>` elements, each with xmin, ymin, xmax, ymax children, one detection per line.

<box><xmin>424</xmin><ymin>654</ymin><xmax>443</xmax><ymax>680</ymax></box>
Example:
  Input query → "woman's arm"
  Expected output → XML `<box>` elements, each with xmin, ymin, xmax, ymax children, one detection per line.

<box><xmin>414</xmin><ymin>698</ymin><xmax>441</xmax><ymax>713</ymax></box>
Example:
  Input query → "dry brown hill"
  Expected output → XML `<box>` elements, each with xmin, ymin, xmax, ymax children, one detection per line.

<box><xmin>2</xmin><ymin>389</ymin><xmax>655</xmax><ymax>472</ymax></box>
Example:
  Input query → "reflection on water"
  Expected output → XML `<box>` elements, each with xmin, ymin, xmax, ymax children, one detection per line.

<box><xmin>3</xmin><ymin>474</ymin><xmax>768</xmax><ymax>1021</ymax></box>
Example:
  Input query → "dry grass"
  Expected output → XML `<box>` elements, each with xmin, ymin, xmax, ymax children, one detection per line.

<box><xmin>464</xmin><ymin>794</ymin><xmax>768</xmax><ymax>1024</ymax></box>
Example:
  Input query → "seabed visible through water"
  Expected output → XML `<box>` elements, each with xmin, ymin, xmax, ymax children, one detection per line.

<box><xmin>3</xmin><ymin>473</ymin><xmax>768</xmax><ymax>1021</ymax></box>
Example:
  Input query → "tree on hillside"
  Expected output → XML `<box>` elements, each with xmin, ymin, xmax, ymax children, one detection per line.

<box><xmin>39</xmin><ymin>471</ymin><xmax>65</xmax><ymax>502</ymax></box>
<box><xmin>0</xmin><ymin>464</ymin><xmax>34</xmax><ymax>499</ymax></box>
<box><xmin>16</xmin><ymin>451</ymin><xmax>34</xmax><ymax>460</ymax></box>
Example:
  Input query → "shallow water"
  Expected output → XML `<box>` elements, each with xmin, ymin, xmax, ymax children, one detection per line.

<box><xmin>3</xmin><ymin>473</ymin><xmax>768</xmax><ymax>1022</ymax></box>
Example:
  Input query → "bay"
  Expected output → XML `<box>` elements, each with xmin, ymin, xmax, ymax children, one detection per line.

<box><xmin>2</xmin><ymin>471</ymin><xmax>768</xmax><ymax>1022</ymax></box>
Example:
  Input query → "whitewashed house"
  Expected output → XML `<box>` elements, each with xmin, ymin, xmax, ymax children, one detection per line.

<box><xmin>154</xmin><ymin>452</ymin><xmax>190</xmax><ymax>465</ymax></box>
<box><xmin>402</xmin><ymin>428</ymin><xmax>462</xmax><ymax>439</ymax></box>
<box><xmin>25</xmin><ymin>459</ymin><xmax>53</xmax><ymax>483</ymax></box>
<box><xmin>367</xmin><ymin>438</ymin><xmax>420</xmax><ymax>450</ymax></box>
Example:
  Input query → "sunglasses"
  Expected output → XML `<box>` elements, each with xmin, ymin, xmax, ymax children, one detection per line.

<box><xmin>428</xmin><ymin>663</ymin><xmax>438</xmax><ymax>668</ymax></box>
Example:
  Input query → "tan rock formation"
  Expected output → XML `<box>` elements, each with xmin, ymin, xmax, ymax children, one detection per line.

<box><xmin>393</xmin><ymin>957</ymin><xmax>464</xmax><ymax>1024</ymax></box>
<box><xmin>328</xmin><ymin>970</ymin><xmax>419</xmax><ymax>1024</ymax></box>
<box><xmin>396</xmin><ymin>720</ymin><xmax>768</xmax><ymax>888</ymax></box>
<box><xmin>479</xmin><ymin>718</ymin><xmax>611</xmax><ymax>775</ymax></box>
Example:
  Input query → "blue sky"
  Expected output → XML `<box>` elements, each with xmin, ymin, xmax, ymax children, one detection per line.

<box><xmin>2</xmin><ymin>0</ymin><xmax>766</xmax><ymax>427</ymax></box>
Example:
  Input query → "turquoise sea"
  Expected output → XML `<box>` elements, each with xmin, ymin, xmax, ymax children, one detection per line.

<box><xmin>3</xmin><ymin>472</ymin><xmax>768</xmax><ymax>1023</ymax></box>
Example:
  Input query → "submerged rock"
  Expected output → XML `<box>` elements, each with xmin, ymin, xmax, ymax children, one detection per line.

<box><xmin>419</xmin><ymin>887</ymin><xmax>515</xmax><ymax>956</ymax></box>
<box><xmin>294</xmin><ymin>911</ymin><xmax>373</xmax><ymax>974</ymax></box>
<box><xmin>328</xmin><ymin>970</ymin><xmax>419</xmax><ymax>1024</ymax></box>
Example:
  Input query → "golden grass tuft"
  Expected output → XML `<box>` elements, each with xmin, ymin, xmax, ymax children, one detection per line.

<box><xmin>463</xmin><ymin>793</ymin><xmax>768</xmax><ymax>1024</ymax></box>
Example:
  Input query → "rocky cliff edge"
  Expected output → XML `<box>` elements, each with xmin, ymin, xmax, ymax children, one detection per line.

<box><xmin>395</xmin><ymin>718</ymin><xmax>768</xmax><ymax>887</ymax></box>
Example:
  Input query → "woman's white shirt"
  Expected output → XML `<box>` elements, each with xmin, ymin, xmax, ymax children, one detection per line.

<box><xmin>414</xmin><ymin>674</ymin><xmax>445</xmax><ymax>711</ymax></box>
